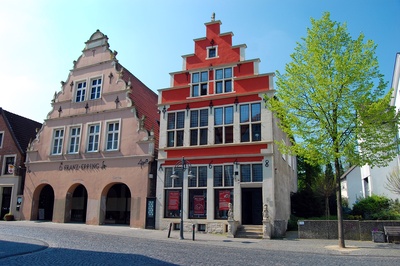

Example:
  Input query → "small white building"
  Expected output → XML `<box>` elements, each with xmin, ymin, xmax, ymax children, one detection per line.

<box><xmin>342</xmin><ymin>53</ymin><xmax>400</xmax><ymax>207</ymax></box>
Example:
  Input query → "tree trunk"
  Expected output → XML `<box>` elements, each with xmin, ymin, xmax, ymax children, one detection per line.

<box><xmin>335</xmin><ymin>158</ymin><xmax>345</xmax><ymax>248</ymax></box>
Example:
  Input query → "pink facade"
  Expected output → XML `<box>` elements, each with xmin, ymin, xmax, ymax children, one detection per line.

<box><xmin>21</xmin><ymin>31</ymin><xmax>158</xmax><ymax>228</ymax></box>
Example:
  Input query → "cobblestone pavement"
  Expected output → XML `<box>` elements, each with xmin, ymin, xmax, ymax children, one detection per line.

<box><xmin>1</xmin><ymin>221</ymin><xmax>399</xmax><ymax>265</ymax></box>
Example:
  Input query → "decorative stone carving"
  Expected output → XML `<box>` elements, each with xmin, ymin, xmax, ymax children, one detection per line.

<box><xmin>262</xmin><ymin>203</ymin><xmax>269</xmax><ymax>222</ymax></box>
<box><xmin>228</xmin><ymin>202</ymin><xmax>234</xmax><ymax>221</ymax></box>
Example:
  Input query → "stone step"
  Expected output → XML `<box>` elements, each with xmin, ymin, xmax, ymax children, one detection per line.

<box><xmin>235</xmin><ymin>225</ymin><xmax>263</xmax><ymax>239</ymax></box>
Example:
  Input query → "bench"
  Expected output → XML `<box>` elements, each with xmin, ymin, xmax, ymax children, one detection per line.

<box><xmin>383</xmin><ymin>226</ymin><xmax>400</xmax><ymax>243</ymax></box>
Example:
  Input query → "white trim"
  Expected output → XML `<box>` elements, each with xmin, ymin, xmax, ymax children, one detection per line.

<box><xmin>86</xmin><ymin>122</ymin><xmax>102</xmax><ymax>153</ymax></box>
<box><xmin>51</xmin><ymin>127</ymin><xmax>65</xmax><ymax>155</ymax></box>
<box><xmin>104</xmin><ymin>118</ymin><xmax>121</xmax><ymax>151</ymax></box>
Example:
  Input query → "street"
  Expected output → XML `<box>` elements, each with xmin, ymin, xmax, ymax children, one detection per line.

<box><xmin>0</xmin><ymin>221</ymin><xmax>399</xmax><ymax>265</ymax></box>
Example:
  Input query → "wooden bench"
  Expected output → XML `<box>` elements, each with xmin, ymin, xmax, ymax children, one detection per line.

<box><xmin>383</xmin><ymin>226</ymin><xmax>400</xmax><ymax>243</ymax></box>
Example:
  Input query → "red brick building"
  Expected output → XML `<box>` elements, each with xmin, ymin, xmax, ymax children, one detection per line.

<box><xmin>0</xmin><ymin>108</ymin><xmax>41</xmax><ymax>220</ymax></box>
<box><xmin>156</xmin><ymin>17</ymin><xmax>297</xmax><ymax>237</ymax></box>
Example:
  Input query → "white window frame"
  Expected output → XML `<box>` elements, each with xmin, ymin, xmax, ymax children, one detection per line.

<box><xmin>167</xmin><ymin>112</ymin><xmax>185</xmax><ymax>147</ymax></box>
<box><xmin>190</xmin><ymin>109</ymin><xmax>208</xmax><ymax>146</ymax></box>
<box><xmin>239</xmin><ymin>102</ymin><xmax>262</xmax><ymax>142</ymax></box>
<box><xmin>2</xmin><ymin>154</ymin><xmax>16</xmax><ymax>175</ymax></box>
<box><xmin>105</xmin><ymin>120</ymin><xmax>120</xmax><ymax>151</ymax></box>
<box><xmin>0</xmin><ymin>131</ymin><xmax>4</xmax><ymax>148</ymax></box>
<box><xmin>89</xmin><ymin>76</ymin><xmax>103</xmax><ymax>100</ymax></box>
<box><xmin>68</xmin><ymin>125</ymin><xmax>81</xmax><ymax>154</ymax></box>
<box><xmin>75</xmin><ymin>80</ymin><xmax>87</xmax><ymax>102</ymax></box>
<box><xmin>86</xmin><ymin>123</ymin><xmax>101</xmax><ymax>152</ymax></box>
<box><xmin>215</xmin><ymin>67</ymin><xmax>233</xmax><ymax>94</ymax></box>
<box><xmin>206</xmin><ymin>45</ymin><xmax>218</xmax><ymax>59</ymax></box>
<box><xmin>51</xmin><ymin>128</ymin><xmax>65</xmax><ymax>155</ymax></box>
<box><xmin>191</xmin><ymin>71</ymin><xmax>208</xmax><ymax>97</ymax></box>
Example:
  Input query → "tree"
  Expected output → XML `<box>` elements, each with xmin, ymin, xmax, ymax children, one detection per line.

<box><xmin>312</xmin><ymin>164</ymin><xmax>336</xmax><ymax>218</ymax></box>
<box><xmin>386</xmin><ymin>168</ymin><xmax>400</xmax><ymax>195</ymax></box>
<box><xmin>297</xmin><ymin>156</ymin><xmax>322</xmax><ymax>192</ymax></box>
<box><xmin>266</xmin><ymin>12</ymin><xmax>400</xmax><ymax>248</ymax></box>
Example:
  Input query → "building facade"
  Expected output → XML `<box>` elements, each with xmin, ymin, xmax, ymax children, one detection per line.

<box><xmin>341</xmin><ymin>53</ymin><xmax>400</xmax><ymax>208</ymax></box>
<box><xmin>155</xmin><ymin>17</ymin><xmax>297</xmax><ymax>237</ymax></box>
<box><xmin>21</xmin><ymin>30</ymin><xmax>159</xmax><ymax>228</ymax></box>
<box><xmin>0</xmin><ymin>108</ymin><xmax>41</xmax><ymax>220</ymax></box>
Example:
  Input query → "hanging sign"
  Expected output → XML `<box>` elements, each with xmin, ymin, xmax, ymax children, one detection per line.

<box><xmin>8</xmin><ymin>164</ymin><xmax>14</xmax><ymax>174</ymax></box>
<box><xmin>219</xmin><ymin>190</ymin><xmax>230</xmax><ymax>211</ymax></box>
<box><xmin>193</xmin><ymin>195</ymin><xmax>205</xmax><ymax>215</ymax></box>
<box><xmin>168</xmin><ymin>191</ymin><xmax>180</xmax><ymax>210</ymax></box>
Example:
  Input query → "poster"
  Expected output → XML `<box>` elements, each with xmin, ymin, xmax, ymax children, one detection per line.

<box><xmin>168</xmin><ymin>191</ymin><xmax>180</xmax><ymax>210</ymax></box>
<box><xmin>219</xmin><ymin>190</ymin><xmax>230</xmax><ymax>210</ymax></box>
<box><xmin>193</xmin><ymin>195</ymin><xmax>205</xmax><ymax>215</ymax></box>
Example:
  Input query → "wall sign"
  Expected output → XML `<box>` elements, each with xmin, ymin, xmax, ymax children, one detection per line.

<box><xmin>59</xmin><ymin>161</ymin><xmax>107</xmax><ymax>171</ymax></box>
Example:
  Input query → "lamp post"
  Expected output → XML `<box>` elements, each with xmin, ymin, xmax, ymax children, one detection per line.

<box><xmin>171</xmin><ymin>157</ymin><xmax>195</xmax><ymax>240</ymax></box>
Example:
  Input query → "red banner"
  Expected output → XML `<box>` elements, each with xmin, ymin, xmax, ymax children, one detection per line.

<box><xmin>219</xmin><ymin>190</ymin><xmax>230</xmax><ymax>210</ymax></box>
<box><xmin>193</xmin><ymin>196</ymin><xmax>205</xmax><ymax>215</ymax></box>
<box><xmin>168</xmin><ymin>191</ymin><xmax>180</xmax><ymax>210</ymax></box>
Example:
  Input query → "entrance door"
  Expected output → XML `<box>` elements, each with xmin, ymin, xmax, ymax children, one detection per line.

<box><xmin>38</xmin><ymin>185</ymin><xmax>54</xmax><ymax>221</ymax></box>
<box><xmin>105</xmin><ymin>184</ymin><xmax>131</xmax><ymax>224</ymax></box>
<box><xmin>145</xmin><ymin>197</ymin><xmax>156</xmax><ymax>229</ymax></box>
<box><xmin>1</xmin><ymin>187</ymin><xmax>12</xmax><ymax>219</ymax></box>
<box><xmin>241</xmin><ymin>188</ymin><xmax>262</xmax><ymax>225</ymax></box>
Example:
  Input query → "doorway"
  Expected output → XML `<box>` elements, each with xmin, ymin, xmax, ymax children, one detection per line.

<box><xmin>241</xmin><ymin>188</ymin><xmax>262</xmax><ymax>225</ymax></box>
<box><xmin>105</xmin><ymin>184</ymin><xmax>131</xmax><ymax>224</ymax></box>
<box><xmin>70</xmin><ymin>185</ymin><xmax>88</xmax><ymax>223</ymax></box>
<box><xmin>38</xmin><ymin>185</ymin><xmax>54</xmax><ymax>221</ymax></box>
<box><xmin>1</xmin><ymin>187</ymin><xmax>12</xmax><ymax>219</ymax></box>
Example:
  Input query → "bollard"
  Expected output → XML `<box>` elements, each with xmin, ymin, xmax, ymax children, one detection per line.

<box><xmin>192</xmin><ymin>224</ymin><xmax>195</xmax><ymax>241</ymax></box>
<box><xmin>168</xmin><ymin>222</ymin><xmax>172</xmax><ymax>238</ymax></box>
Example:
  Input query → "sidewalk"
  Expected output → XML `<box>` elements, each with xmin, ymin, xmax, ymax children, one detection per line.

<box><xmin>1</xmin><ymin>221</ymin><xmax>399</xmax><ymax>259</ymax></box>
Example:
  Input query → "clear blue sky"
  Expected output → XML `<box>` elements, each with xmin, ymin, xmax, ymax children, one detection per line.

<box><xmin>1</xmin><ymin>0</ymin><xmax>399</xmax><ymax>122</ymax></box>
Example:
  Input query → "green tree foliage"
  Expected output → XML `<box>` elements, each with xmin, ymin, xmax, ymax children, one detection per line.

<box><xmin>352</xmin><ymin>195</ymin><xmax>400</xmax><ymax>220</ymax></box>
<box><xmin>312</xmin><ymin>164</ymin><xmax>336</xmax><ymax>218</ymax></box>
<box><xmin>266</xmin><ymin>12</ymin><xmax>400</xmax><ymax>247</ymax></box>
<box><xmin>386</xmin><ymin>167</ymin><xmax>400</xmax><ymax>195</ymax></box>
<box><xmin>297</xmin><ymin>156</ymin><xmax>322</xmax><ymax>192</ymax></box>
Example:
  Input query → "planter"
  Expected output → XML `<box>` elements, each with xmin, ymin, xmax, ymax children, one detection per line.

<box><xmin>372</xmin><ymin>231</ymin><xmax>385</xmax><ymax>243</ymax></box>
<box><xmin>4</xmin><ymin>214</ymin><xmax>14</xmax><ymax>221</ymax></box>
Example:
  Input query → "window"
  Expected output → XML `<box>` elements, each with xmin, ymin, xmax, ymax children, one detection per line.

<box><xmin>213</xmin><ymin>165</ymin><xmax>234</xmax><ymax>187</ymax></box>
<box><xmin>167</xmin><ymin>112</ymin><xmax>185</xmax><ymax>147</ymax></box>
<box><xmin>106</xmin><ymin>121</ymin><xmax>120</xmax><ymax>151</ymax></box>
<box><xmin>164</xmin><ymin>167</ymin><xmax>183</xmax><ymax>218</ymax></box>
<box><xmin>0</xmin><ymin>131</ymin><xmax>4</xmax><ymax>148</ymax></box>
<box><xmin>240</xmin><ymin>103</ymin><xmax>261</xmax><ymax>142</ymax></box>
<box><xmin>2</xmin><ymin>155</ymin><xmax>16</xmax><ymax>175</ymax></box>
<box><xmin>90</xmin><ymin>78</ymin><xmax>102</xmax><ymax>100</ymax></box>
<box><xmin>191</xmin><ymin>71</ymin><xmax>208</xmax><ymax>97</ymax></box>
<box><xmin>75</xmin><ymin>81</ymin><xmax>87</xmax><ymax>102</ymax></box>
<box><xmin>188</xmin><ymin>166</ymin><xmax>207</xmax><ymax>187</ymax></box>
<box><xmin>214</xmin><ymin>106</ymin><xmax>233</xmax><ymax>144</ymax></box>
<box><xmin>189</xmin><ymin>189</ymin><xmax>207</xmax><ymax>219</ymax></box>
<box><xmin>240</xmin><ymin>164</ymin><xmax>263</xmax><ymax>182</ymax></box>
<box><xmin>215</xmin><ymin>67</ymin><xmax>232</xmax><ymax>94</ymax></box>
<box><xmin>207</xmin><ymin>46</ymin><xmax>217</xmax><ymax>58</ymax></box>
<box><xmin>68</xmin><ymin>126</ymin><xmax>81</xmax><ymax>154</ymax></box>
<box><xmin>214</xmin><ymin>189</ymin><xmax>233</xmax><ymax>220</ymax></box>
<box><xmin>87</xmin><ymin>124</ymin><xmax>100</xmax><ymax>152</ymax></box>
<box><xmin>190</xmin><ymin>109</ymin><xmax>208</xmax><ymax>146</ymax></box>
<box><xmin>51</xmin><ymin>128</ymin><xmax>64</xmax><ymax>155</ymax></box>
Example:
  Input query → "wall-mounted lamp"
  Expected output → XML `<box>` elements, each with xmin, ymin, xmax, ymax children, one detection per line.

<box><xmin>208</xmin><ymin>160</ymin><xmax>213</xmax><ymax>169</ymax></box>
<box><xmin>209</xmin><ymin>100</ymin><xmax>214</xmax><ymax>114</ymax></box>
<box><xmin>85</xmin><ymin>102</ymin><xmax>89</xmax><ymax>113</ymax></box>
<box><xmin>58</xmin><ymin>106</ymin><xmax>62</xmax><ymax>117</ymax></box>
<box><xmin>186</xmin><ymin>103</ymin><xmax>190</xmax><ymax>116</ymax></box>
<box><xmin>138</xmin><ymin>158</ymin><xmax>149</xmax><ymax>169</ymax></box>
<box><xmin>115</xmin><ymin>96</ymin><xmax>120</xmax><ymax>109</ymax></box>
<box><xmin>234</xmin><ymin>97</ymin><xmax>239</xmax><ymax>111</ymax></box>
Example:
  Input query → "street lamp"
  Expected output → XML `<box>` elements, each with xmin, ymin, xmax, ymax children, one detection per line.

<box><xmin>171</xmin><ymin>157</ymin><xmax>195</xmax><ymax>240</ymax></box>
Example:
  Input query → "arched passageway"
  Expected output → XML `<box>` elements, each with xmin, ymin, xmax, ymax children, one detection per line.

<box><xmin>70</xmin><ymin>184</ymin><xmax>88</xmax><ymax>223</ymax></box>
<box><xmin>105</xmin><ymin>184</ymin><xmax>131</xmax><ymax>224</ymax></box>
<box><xmin>38</xmin><ymin>185</ymin><xmax>54</xmax><ymax>221</ymax></box>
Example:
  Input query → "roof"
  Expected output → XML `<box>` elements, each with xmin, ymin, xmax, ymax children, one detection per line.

<box><xmin>0</xmin><ymin>108</ymin><xmax>42</xmax><ymax>153</ymax></box>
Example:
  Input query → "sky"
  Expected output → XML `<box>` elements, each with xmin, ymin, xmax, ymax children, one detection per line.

<box><xmin>0</xmin><ymin>0</ymin><xmax>399</xmax><ymax>123</ymax></box>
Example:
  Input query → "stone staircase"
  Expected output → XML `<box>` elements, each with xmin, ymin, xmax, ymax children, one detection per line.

<box><xmin>235</xmin><ymin>225</ymin><xmax>263</xmax><ymax>239</ymax></box>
